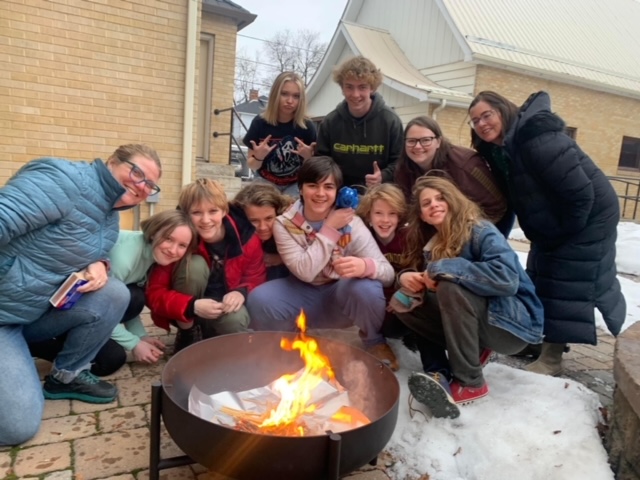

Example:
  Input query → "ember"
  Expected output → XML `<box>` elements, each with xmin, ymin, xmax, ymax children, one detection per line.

<box><xmin>189</xmin><ymin>310</ymin><xmax>371</xmax><ymax>436</ymax></box>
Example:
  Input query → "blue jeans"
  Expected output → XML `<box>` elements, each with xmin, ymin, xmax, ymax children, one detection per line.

<box><xmin>246</xmin><ymin>276</ymin><xmax>386</xmax><ymax>347</ymax></box>
<box><xmin>0</xmin><ymin>279</ymin><xmax>129</xmax><ymax>445</ymax></box>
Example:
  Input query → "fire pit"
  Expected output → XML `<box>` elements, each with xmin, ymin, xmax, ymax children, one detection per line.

<box><xmin>150</xmin><ymin>331</ymin><xmax>400</xmax><ymax>480</ymax></box>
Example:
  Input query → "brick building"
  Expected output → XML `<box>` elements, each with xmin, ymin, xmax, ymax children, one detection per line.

<box><xmin>1</xmin><ymin>0</ymin><xmax>255</xmax><ymax>227</ymax></box>
<box><xmin>306</xmin><ymin>0</ymin><xmax>640</xmax><ymax>218</ymax></box>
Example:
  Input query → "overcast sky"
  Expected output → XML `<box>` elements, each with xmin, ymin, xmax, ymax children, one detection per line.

<box><xmin>234</xmin><ymin>0</ymin><xmax>348</xmax><ymax>92</ymax></box>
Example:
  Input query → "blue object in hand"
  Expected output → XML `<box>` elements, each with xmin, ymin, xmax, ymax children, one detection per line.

<box><xmin>336</xmin><ymin>186</ymin><xmax>360</xmax><ymax>209</ymax></box>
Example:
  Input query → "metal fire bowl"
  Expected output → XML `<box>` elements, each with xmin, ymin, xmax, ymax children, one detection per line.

<box><xmin>161</xmin><ymin>331</ymin><xmax>400</xmax><ymax>480</ymax></box>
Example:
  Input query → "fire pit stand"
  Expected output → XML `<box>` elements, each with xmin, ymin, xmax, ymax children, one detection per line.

<box><xmin>149</xmin><ymin>332</ymin><xmax>399</xmax><ymax>480</ymax></box>
<box><xmin>149</xmin><ymin>383</ymin><xmax>377</xmax><ymax>480</ymax></box>
<box><xmin>149</xmin><ymin>382</ymin><xmax>195</xmax><ymax>480</ymax></box>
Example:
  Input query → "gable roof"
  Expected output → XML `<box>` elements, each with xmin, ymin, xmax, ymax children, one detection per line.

<box><xmin>306</xmin><ymin>20</ymin><xmax>471</xmax><ymax>107</ymax></box>
<box><xmin>234</xmin><ymin>95</ymin><xmax>268</xmax><ymax>114</ymax></box>
<box><xmin>439</xmin><ymin>0</ymin><xmax>640</xmax><ymax>97</ymax></box>
<box><xmin>341</xmin><ymin>22</ymin><xmax>471</xmax><ymax>103</ymax></box>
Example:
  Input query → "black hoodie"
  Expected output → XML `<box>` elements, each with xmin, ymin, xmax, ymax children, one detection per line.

<box><xmin>316</xmin><ymin>93</ymin><xmax>403</xmax><ymax>188</ymax></box>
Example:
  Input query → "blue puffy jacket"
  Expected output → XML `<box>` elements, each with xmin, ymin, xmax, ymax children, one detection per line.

<box><xmin>427</xmin><ymin>221</ymin><xmax>544</xmax><ymax>345</ymax></box>
<box><xmin>0</xmin><ymin>158</ymin><xmax>125</xmax><ymax>325</ymax></box>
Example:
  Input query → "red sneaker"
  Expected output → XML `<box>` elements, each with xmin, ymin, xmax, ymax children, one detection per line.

<box><xmin>450</xmin><ymin>380</ymin><xmax>489</xmax><ymax>404</ymax></box>
<box><xmin>480</xmin><ymin>348</ymin><xmax>493</xmax><ymax>367</ymax></box>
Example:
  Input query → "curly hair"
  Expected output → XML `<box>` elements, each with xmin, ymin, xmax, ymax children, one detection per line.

<box><xmin>356</xmin><ymin>183</ymin><xmax>407</xmax><ymax>226</ymax></box>
<box><xmin>402</xmin><ymin>176</ymin><xmax>482</xmax><ymax>269</ymax></box>
<box><xmin>332</xmin><ymin>56</ymin><xmax>382</xmax><ymax>90</ymax></box>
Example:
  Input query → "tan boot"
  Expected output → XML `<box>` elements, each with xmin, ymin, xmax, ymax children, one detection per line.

<box><xmin>525</xmin><ymin>342</ymin><xmax>565</xmax><ymax>376</ymax></box>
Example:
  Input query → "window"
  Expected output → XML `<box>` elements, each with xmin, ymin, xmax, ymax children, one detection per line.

<box><xmin>619</xmin><ymin>136</ymin><xmax>640</xmax><ymax>170</ymax></box>
<box><xmin>564</xmin><ymin>127</ymin><xmax>577</xmax><ymax>139</ymax></box>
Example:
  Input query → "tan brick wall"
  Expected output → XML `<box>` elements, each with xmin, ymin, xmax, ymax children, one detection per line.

<box><xmin>201</xmin><ymin>14</ymin><xmax>237</xmax><ymax>167</ymax></box>
<box><xmin>1</xmin><ymin>0</ymin><xmax>240</xmax><ymax>222</ymax></box>
<box><xmin>476</xmin><ymin>66</ymin><xmax>640</xmax><ymax>176</ymax></box>
<box><xmin>476</xmin><ymin>66</ymin><xmax>640</xmax><ymax>219</ymax></box>
<box><xmin>425</xmin><ymin>67</ymin><xmax>640</xmax><ymax>219</ymax></box>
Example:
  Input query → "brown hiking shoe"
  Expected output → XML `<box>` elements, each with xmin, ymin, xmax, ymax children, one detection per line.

<box><xmin>366</xmin><ymin>343</ymin><xmax>399</xmax><ymax>371</ymax></box>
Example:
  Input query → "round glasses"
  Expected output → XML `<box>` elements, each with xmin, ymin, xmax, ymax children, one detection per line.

<box><xmin>468</xmin><ymin>109</ymin><xmax>496</xmax><ymax>129</ymax></box>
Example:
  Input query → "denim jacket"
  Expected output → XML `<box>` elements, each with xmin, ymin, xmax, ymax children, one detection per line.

<box><xmin>427</xmin><ymin>221</ymin><xmax>544</xmax><ymax>344</ymax></box>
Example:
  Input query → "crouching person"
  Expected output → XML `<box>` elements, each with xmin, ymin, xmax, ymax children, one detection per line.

<box><xmin>0</xmin><ymin>143</ymin><xmax>162</xmax><ymax>445</ymax></box>
<box><xmin>146</xmin><ymin>179</ymin><xmax>266</xmax><ymax>353</ymax></box>
<box><xmin>247</xmin><ymin>156</ymin><xmax>399</xmax><ymax>370</ymax></box>
<box><xmin>393</xmin><ymin>176</ymin><xmax>543</xmax><ymax>418</ymax></box>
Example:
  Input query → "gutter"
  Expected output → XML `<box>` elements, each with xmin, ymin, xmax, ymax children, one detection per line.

<box><xmin>432</xmin><ymin>99</ymin><xmax>447</xmax><ymax>120</ymax></box>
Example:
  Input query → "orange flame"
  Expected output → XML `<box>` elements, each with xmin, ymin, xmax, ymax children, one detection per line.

<box><xmin>259</xmin><ymin>310</ymin><xmax>335</xmax><ymax>433</ymax></box>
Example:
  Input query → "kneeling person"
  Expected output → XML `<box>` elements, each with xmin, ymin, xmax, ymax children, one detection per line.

<box><xmin>147</xmin><ymin>179</ymin><xmax>266</xmax><ymax>352</ymax></box>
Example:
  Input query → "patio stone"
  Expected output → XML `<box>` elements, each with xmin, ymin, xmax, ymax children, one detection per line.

<box><xmin>13</xmin><ymin>441</ymin><xmax>71</xmax><ymax>476</ymax></box>
<box><xmin>116</xmin><ymin>375</ymin><xmax>160</xmax><ymax>407</ymax></box>
<box><xmin>74</xmin><ymin>427</ymin><xmax>149</xmax><ymax>480</ymax></box>
<box><xmin>99</xmin><ymin>406</ymin><xmax>147</xmax><ymax>434</ymax></box>
<box><xmin>22</xmin><ymin>413</ymin><xmax>98</xmax><ymax>447</ymax></box>
<box><xmin>43</xmin><ymin>469</ymin><xmax>73</xmax><ymax>480</ymax></box>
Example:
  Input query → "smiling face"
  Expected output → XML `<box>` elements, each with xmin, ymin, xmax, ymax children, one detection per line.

<box><xmin>369</xmin><ymin>199</ymin><xmax>399</xmax><ymax>245</ymax></box>
<box><xmin>188</xmin><ymin>200</ymin><xmax>226</xmax><ymax>243</ymax></box>
<box><xmin>404</xmin><ymin>125</ymin><xmax>442</xmax><ymax>170</ymax></box>
<box><xmin>110</xmin><ymin>154</ymin><xmax>161</xmax><ymax>208</ymax></box>
<box><xmin>301</xmin><ymin>174</ymin><xmax>337</xmax><ymax>222</ymax></box>
<box><xmin>278</xmin><ymin>80</ymin><xmax>301</xmax><ymax>123</ymax></box>
<box><xmin>152</xmin><ymin>224</ymin><xmax>193</xmax><ymax>266</ymax></box>
<box><xmin>419</xmin><ymin>187</ymin><xmax>449</xmax><ymax>230</ymax></box>
<box><xmin>341</xmin><ymin>78</ymin><xmax>374</xmax><ymax>117</ymax></box>
<box><xmin>245</xmin><ymin>204</ymin><xmax>277</xmax><ymax>242</ymax></box>
<box><xmin>468</xmin><ymin>101</ymin><xmax>504</xmax><ymax>145</ymax></box>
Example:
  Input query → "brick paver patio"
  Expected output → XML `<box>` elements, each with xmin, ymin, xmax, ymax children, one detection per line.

<box><xmin>0</xmin><ymin>238</ymin><xmax>622</xmax><ymax>480</ymax></box>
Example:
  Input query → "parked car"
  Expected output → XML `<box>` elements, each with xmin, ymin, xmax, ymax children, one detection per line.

<box><xmin>230</xmin><ymin>144</ymin><xmax>253</xmax><ymax>180</ymax></box>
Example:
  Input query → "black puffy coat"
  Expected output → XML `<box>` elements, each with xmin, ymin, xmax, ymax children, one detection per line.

<box><xmin>500</xmin><ymin>92</ymin><xmax>625</xmax><ymax>344</ymax></box>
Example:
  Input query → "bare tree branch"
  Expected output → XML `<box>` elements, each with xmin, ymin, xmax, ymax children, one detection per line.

<box><xmin>260</xmin><ymin>29</ymin><xmax>327</xmax><ymax>87</ymax></box>
<box><xmin>234</xmin><ymin>47</ymin><xmax>259</xmax><ymax>103</ymax></box>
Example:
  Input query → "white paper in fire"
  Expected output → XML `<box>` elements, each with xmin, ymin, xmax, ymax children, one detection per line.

<box><xmin>188</xmin><ymin>367</ymin><xmax>370</xmax><ymax>436</ymax></box>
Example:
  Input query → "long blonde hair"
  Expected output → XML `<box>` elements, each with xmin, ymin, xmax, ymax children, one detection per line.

<box><xmin>402</xmin><ymin>176</ymin><xmax>482</xmax><ymax>269</ymax></box>
<box><xmin>261</xmin><ymin>71</ymin><xmax>309</xmax><ymax>128</ymax></box>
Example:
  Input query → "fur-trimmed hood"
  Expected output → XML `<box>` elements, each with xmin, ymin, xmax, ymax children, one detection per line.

<box><xmin>506</xmin><ymin>91</ymin><xmax>566</xmax><ymax>146</ymax></box>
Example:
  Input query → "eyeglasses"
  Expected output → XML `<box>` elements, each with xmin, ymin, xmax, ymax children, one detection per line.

<box><xmin>405</xmin><ymin>136</ymin><xmax>437</xmax><ymax>147</ymax></box>
<box><xmin>122</xmin><ymin>159</ymin><xmax>161</xmax><ymax>195</ymax></box>
<box><xmin>468</xmin><ymin>110</ymin><xmax>496</xmax><ymax>129</ymax></box>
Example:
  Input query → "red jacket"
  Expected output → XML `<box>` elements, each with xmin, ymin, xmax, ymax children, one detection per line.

<box><xmin>146</xmin><ymin>206</ymin><xmax>266</xmax><ymax>330</ymax></box>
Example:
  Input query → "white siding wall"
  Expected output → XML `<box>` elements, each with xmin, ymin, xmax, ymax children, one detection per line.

<box><xmin>307</xmin><ymin>47</ymin><xmax>358</xmax><ymax>117</ymax></box>
<box><xmin>421</xmin><ymin>62</ymin><xmax>477</xmax><ymax>95</ymax></box>
<box><xmin>355</xmin><ymin>0</ymin><xmax>465</xmax><ymax>69</ymax></box>
<box><xmin>394</xmin><ymin>102</ymin><xmax>431</xmax><ymax>126</ymax></box>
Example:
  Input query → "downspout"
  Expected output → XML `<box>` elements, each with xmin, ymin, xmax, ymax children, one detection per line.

<box><xmin>432</xmin><ymin>98</ymin><xmax>447</xmax><ymax>120</ymax></box>
<box><xmin>182</xmin><ymin>0</ymin><xmax>198</xmax><ymax>185</ymax></box>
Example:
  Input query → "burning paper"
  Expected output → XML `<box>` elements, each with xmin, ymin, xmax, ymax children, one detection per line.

<box><xmin>188</xmin><ymin>310</ymin><xmax>371</xmax><ymax>436</ymax></box>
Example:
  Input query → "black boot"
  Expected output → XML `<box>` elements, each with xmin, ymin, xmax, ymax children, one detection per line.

<box><xmin>173</xmin><ymin>324</ymin><xmax>202</xmax><ymax>354</ymax></box>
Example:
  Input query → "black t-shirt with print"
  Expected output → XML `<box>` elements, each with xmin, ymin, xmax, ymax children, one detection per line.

<box><xmin>204</xmin><ymin>241</ymin><xmax>227</xmax><ymax>301</ymax></box>
<box><xmin>243</xmin><ymin>116</ymin><xmax>317</xmax><ymax>186</ymax></box>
